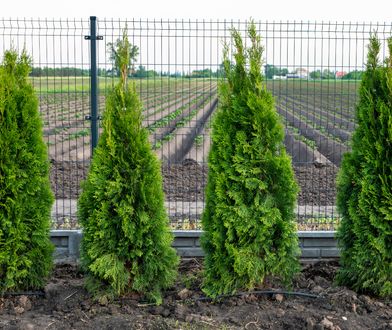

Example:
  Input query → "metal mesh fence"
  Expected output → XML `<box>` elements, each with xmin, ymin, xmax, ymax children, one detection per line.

<box><xmin>1</xmin><ymin>18</ymin><xmax>392</xmax><ymax>230</ymax></box>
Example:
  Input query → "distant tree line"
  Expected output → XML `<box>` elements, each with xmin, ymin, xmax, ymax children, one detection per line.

<box><xmin>265</xmin><ymin>64</ymin><xmax>364</xmax><ymax>80</ymax></box>
<box><xmin>264</xmin><ymin>64</ymin><xmax>289</xmax><ymax>79</ymax></box>
<box><xmin>30</xmin><ymin>67</ymin><xmax>91</xmax><ymax>77</ymax></box>
<box><xmin>29</xmin><ymin>64</ymin><xmax>364</xmax><ymax>80</ymax></box>
<box><xmin>309</xmin><ymin>69</ymin><xmax>364</xmax><ymax>80</ymax></box>
<box><xmin>29</xmin><ymin>66</ymin><xmax>224</xmax><ymax>78</ymax></box>
<box><xmin>340</xmin><ymin>70</ymin><xmax>364</xmax><ymax>80</ymax></box>
<box><xmin>308</xmin><ymin>69</ymin><xmax>362</xmax><ymax>80</ymax></box>
<box><xmin>309</xmin><ymin>69</ymin><xmax>336</xmax><ymax>79</ymax></box>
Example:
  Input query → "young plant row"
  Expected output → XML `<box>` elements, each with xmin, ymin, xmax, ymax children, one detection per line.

<box><xmin>151</xmin><ymin>94</ymin><xmax>215</xmax><ymax>151</ymax></box>
<box><xmin>286</xmin><ymin>125</ymin><xmax>318</xmax><ymax>150</ymax></box>
<box><xmin>276</xmin><ymin>102</ymin><xmax>349</xmax><ymax>165</ymax></box>
<box><xmin>143</xmin><ymin>86</ymin><xmax>202</xmax><ymax>119</ymax></box>
<box><xmin>282</xmin><ymin>103</ymin><xmax>350</xmax><ymax>145</ymax></box>
<box><xmin>278</xmin><ymin>95</ymin><xmax>356</xmax><ymax>131</ymax></box>
<box><xmin>43</xmin><ymin>85</ymin><xmax>212</xmax><ymax>161</ymax></box>
<box><xmin>144</xmin><ymin>86</ymin><xmax>213</xmax><ymax>132</ymax></box>
<box><xmin>268</xmin><ymin>79</ymin><xmax>359</xmax><ymax>109</ymax></box>
<box><xmin>278</xmin><ymin>95</ymin><xmax>355</xmax><ymax>132</ymax></box>
<box><xmin>149</xmin><ymin>89</ymin><xmax>217</xmax><ymax>149</ymax></box>
<box><xmin>157</xmin><ymin>96</ymin><xmax>218</xmax><ymax>163</ymax></box>
<box><xmin>183</xmin><ymin>115</ymin><xmax>213</xmax><ymax>163</ymax></box>
<box><xmin>273</xmin><ymin>87</ymin><xmax>357</xmax><ymax>122</ymax></box>
<box><xmin>39</xmin><ymin>83</ymin><xmax>189</xmax><ymax>129</ymax></box>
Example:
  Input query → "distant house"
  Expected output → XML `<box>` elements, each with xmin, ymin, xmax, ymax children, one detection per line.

<box><xmin>273</xmin><ymin>75</ymin><xmax>287</xmax><ymax>80</ymax></box>
<box><xmin>295</xmin><ymin>68</ymin><xmax>309</xmax><ymax>79</ymax></box>
<box><xmin>335</xmin><ymin>71</ymin><xmax>347</xmax><ymax>79</ymax></box>
<box><xmin>286</xmin><ymin>74</ymin><xmax>300</xmax><ymax>79</ymax></box>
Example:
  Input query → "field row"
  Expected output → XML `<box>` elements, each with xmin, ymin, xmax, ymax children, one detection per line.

<box><xmin>44</xmin><ymin>83</ymin><xmax>218</xmax><ymax>162</ymax></box>
<box><xmin>41</xmin><ymin>80</ymin><xmax>358</xmax><ymax>169</ymax></box>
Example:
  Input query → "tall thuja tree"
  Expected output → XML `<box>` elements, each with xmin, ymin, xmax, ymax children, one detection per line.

<box><xmin>78</xmin><ymin>31</ymin><xmax>178</xmax><ymax>303</ymax></box>
<box><xmin>201</xmin><ymin>23</ymin><xmax>299</xmax><ymax>298</ymax></box>
<box><xmin>0</xmin><ymin>50</ymin><xmax>53</xmax><ymax>292</ymax></box>
<box><xmin>336</xmin><ymin>36</ymin><xmax>392</xmax><ymax>297</ymax></box>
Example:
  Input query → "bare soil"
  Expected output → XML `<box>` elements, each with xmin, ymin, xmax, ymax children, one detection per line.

<box><xmin>50</xmin><ymin>159</ymin><xmax>338</xmax><ymax>206</ymax></box>
<box><xmin>1</xmin><ymin>260</ymin><xmax>391</xmax><ymax>330</ymax></box>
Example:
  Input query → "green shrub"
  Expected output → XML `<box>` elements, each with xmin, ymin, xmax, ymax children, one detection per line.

<box><xmin>0</xmin><ymin>50</ymin><xmax>54</xmax><ymax>292</ymax></box>
<box><xmin>201</xmin><ymin>23</ymin><xmax>300</xmax><ymax>298</ymax></box>
<box><xmin>78</xmin><ymin>31</ymin><xmax>178</xmax><ymax>304</ymax></box>
<box><xmin>336</xmin><ymin>36</ymin><xmax>392</xmax><ymax>297</ymax></box>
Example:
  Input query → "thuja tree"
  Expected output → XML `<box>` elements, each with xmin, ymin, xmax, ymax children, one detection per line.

<box><xmin>336</xmin><ymin>36</ymin><xmax>392</xmax><ymax>297</ymax></box>
<box><xmin>0</xmin><ymin>50</ymin><xmax>53</xmax><ymax>292</ymax></box>
<box><xmin>78</xmin><ymin>31</ymin><xmax>178</xmax><ymax>303</ymax></box>
<box><xmin>201</xmin><ymin>23</ymin><xmax>300</xmax><ymax>298</ymax></box>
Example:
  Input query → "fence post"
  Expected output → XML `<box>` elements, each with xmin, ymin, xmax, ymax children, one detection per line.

<box><xmin>85</xmin><ymin>16</ymin><xmax>103</xmax><ymax>155</ymax></box>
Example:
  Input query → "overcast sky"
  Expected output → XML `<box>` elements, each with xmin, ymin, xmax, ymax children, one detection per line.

<box><xmin>3</xmin><ymin>0</ymin><xmax>392</xmax><ymax>22</ymax></box>
<box><xmin>2</xmin><ymin>0</ymin><xmax>391</xmax><ymax>72</ymax></box>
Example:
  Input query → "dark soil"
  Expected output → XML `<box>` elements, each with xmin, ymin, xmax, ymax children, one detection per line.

<box><xmin>294</xmin><ymin>165</ymin><xmax>338</xmax><ymax>206</ymax></box>
<box><xmin>1</xmin><ymin>260</ymin><xmax>391</xmax><ymax>329</ymax></box>
<box><xmin>50</xmin><ymin>160</ymin><xmax>88</xmax><ymax>199</ymax></box>
<box><xmin>50</xmin><ymin>159</ymin><xmax>338</xmax><ymax>206</ymax></box>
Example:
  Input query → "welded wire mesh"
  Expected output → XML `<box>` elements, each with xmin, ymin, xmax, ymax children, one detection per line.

<box><xmin>1</xmin><ymin>18</ymin><xmax>91</xmax><ymax>229</ymax></box>
<box><xmin>1</xmin><ymin>18</ymin><xmax>391</xmax><ymax>230</ymax></box>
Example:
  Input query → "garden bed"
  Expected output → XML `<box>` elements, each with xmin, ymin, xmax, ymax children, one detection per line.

<box><xmin>1</xmin><ymin>260</ymin><xmax>391</xmax><ymax>329</ymax></box>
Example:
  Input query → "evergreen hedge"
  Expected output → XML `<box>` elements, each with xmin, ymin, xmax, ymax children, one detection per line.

<box><xmin>0</xmin><ymin>50</ymin><xmax>53</xmax><ymax>292</ymax></box>
<box><xmin>336</xmin><ymin>36</ymin><xmax>392</xmax><ymax>297</ymax></box>
<box><xmin>201</xmin><ymin>23</ymin><xmax>300</xmax><ymax>298</ymax></box>
<box><xmin>78</xmin><ymin>31</ymin><xmax>178</xmax><ymax>304</ymax></box>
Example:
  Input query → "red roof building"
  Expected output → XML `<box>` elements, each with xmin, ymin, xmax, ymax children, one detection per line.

<box><xmin>335</xmin><ymin>71</ymin><xmax>347</xmax><ymax>79</ymax></box>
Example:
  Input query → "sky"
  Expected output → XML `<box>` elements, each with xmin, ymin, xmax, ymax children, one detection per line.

<box><xmin>2</xmin><ymin>0</ymin><xmax>392</xmax><ymax>22</ymax></box>
<box><xmin>2</xmin><ymin>0</ymin><xmax>391</xmax><ymax>73</ymax></box>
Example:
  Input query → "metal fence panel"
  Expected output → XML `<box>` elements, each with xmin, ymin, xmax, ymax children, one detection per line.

<box><xmin>1</xmin><ymin>18</ymin><xmax>391</xmax><ymax>230</ymax></box>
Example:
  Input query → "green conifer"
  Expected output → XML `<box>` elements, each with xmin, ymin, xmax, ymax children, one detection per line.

<box><xmin>336</xmin><ymin>36</ymin><xmax>392</xmax><ymax>297</ymax></box>
<box><xmin>201</xmin><ymin>23</ymin><xmax>300</xmax><ymax>298</ymax></box>
<box><xmin>0</xmin><ymin>50</ymin><xmax>53</xmax><ymax>292</ymax></box>
<box><xmin>78</xmin><ymin>31</ymin><xmax>178</xmax><ymax>304</ymax></box>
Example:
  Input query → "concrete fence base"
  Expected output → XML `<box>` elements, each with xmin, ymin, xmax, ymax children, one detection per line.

<box><xmin>51</xmin><ymin>230</ymin><xmax>339</xmax><ymax>263</ymax></box>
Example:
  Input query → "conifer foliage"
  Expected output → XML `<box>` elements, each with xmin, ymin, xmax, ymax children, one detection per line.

<box><xmin>78</xmin><ymin>31</ymin><xmax>178</xmax><ymax>303</ymax></box>
<box><xmin>0</xmin><ymin>50</ymin><xmax>54</xmax><ymax>292</ymax></box>
<box><xmin>336</xmin><ymin>36</ymin><xmax>392</xmax><ymax>297</ymax></box>
<box><xmin>201</xmin><ymin>23</ymin><xmax>300</xmax><ymax>298</ymax></box>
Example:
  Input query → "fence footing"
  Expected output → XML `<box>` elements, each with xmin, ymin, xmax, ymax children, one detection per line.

<box><xmin>50</xmin><ymin>230</ymin><xmax>339</xmax><ymax>263</ymax></box>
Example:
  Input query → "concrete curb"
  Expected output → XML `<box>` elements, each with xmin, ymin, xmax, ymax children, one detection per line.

<box><xmin>50</xmin><ymin>230</ymin><xmax>339</xmax><ymax>262</ymax></box>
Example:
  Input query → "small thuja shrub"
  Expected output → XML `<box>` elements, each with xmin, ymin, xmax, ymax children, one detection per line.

<box><xmin>78</xmin><ymin>31</ymin><xmax>178</xmax><ymax>304</ymax></box>
<box><xmin>0</xmin><ymin>50</ymin><xmax>54</xmax><ymax>292</ymax></box>
<box><xmin>336</xmin><ymin>36</ymin><xmax>392</xmax><ymax>297</ymax></box>
<box><xmin>201</xmin><ymin>23</ymin><xmax>300</xmax><ymax>298</ymax></box>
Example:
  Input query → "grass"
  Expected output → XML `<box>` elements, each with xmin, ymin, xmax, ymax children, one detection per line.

<box><xmin>168</xmin><ymin>216</ymin><xmax>340</xmax><ymax>231</ymax></box>
<box><xmin>31</xmin><ymin>76</ymin><xmax>218</xmax><ymax>94</ymax></box>
<box><xmin>297</xmin><ymin>217</ymin><xmax>340</xmax><ymax>231</ymax></box>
